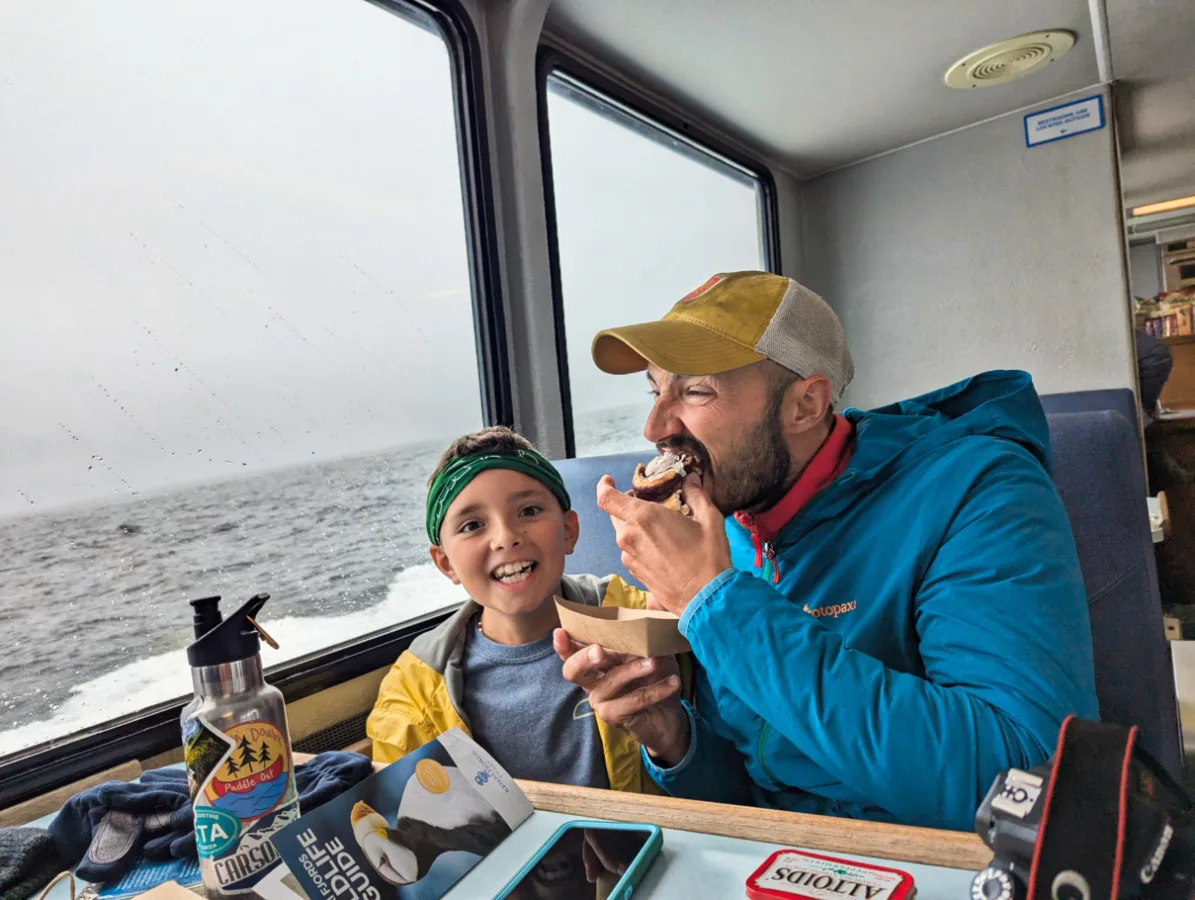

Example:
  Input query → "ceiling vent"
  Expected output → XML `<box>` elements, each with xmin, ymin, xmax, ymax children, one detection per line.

<box><xmin>945</xmin><ymin>31</ymin><xmax>1075</xmax><ymax>89</ymax></box>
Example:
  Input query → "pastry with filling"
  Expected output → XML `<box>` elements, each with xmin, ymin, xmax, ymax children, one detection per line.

<box><xmin>628</xmin><ymin>451</ymin><xmax>701</xmax><ymax>516</ymax></box>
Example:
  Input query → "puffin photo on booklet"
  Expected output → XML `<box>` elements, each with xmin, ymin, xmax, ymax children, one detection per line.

<box><xmin>269</xmin><ymin>729</ymin><xmax>532</xmax><ymax>900</ymax></box>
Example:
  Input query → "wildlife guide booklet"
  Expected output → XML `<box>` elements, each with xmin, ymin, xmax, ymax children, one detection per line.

<box><xmin>269</xmin><ymin>728</ymin><xmax>533</xmax><ymax>900</ymax></box>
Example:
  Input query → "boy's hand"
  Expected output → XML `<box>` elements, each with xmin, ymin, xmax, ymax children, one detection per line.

<box><xmin>597</xmin><ymin>474</ymin><xmax>731</xmax><ymax>617</ymax></box>
<box><xmin>553</xmin><ymin>630</ymin><xmax>691</xmax><ymax>767</ymax></box>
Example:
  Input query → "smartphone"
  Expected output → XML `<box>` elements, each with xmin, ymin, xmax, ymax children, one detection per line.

<box><xmin>494</xmin><ymin>820</ymin><xmax>663</xmax><ymax>900</ymax></box>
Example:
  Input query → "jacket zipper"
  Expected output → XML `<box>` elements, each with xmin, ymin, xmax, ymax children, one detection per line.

<box><xmin>762</xmin><ymin>541</ymin><xmax>779</xmax><ymax>584</ymax></box>
<box><xmin>748</xmin><ymin>526</ymin><xmax>781</xmax><ymax>584</ymax></box>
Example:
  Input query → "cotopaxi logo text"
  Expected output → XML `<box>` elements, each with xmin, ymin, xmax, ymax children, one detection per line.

<box><xmin>802</xmin><ymin>601</ymin><xmax>856</xmax><ymax>619</ymax></box>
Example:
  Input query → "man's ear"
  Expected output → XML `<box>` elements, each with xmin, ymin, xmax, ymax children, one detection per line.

<box><xmin>429</xmin><ymin>544</ymin><xmax>461</xmax><ymax>585</ymax></box>
<box><xmin>562</xmin><ymin>509</ymin><xmax>581</xmax><ymax>555</ymax></box>
<box><xmin>787</xmin><ymin>375</ymin><xmax>833</xmax><ymax>434</ymax></box>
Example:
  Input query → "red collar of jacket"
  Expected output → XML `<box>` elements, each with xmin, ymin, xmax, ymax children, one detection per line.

<box><xmin>735</xmin><ymin>414</ymin><xmax>855</xmax><ymax>544</ymax></box>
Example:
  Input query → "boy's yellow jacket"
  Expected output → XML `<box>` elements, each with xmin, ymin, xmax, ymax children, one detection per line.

<box><xmin>366</xmin><ymin>573</ymin><xmax>683</xmax><ymax>793</ymax></box>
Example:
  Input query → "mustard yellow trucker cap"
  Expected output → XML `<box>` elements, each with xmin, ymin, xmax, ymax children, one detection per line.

<box><xmin>591</xmin><ymin>271</ymin><xmax>855</xmax><ymax>403</ymax></box>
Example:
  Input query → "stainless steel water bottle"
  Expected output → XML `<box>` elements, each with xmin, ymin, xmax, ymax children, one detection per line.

<box><xmin>182</xmin><ymin>593</ymin><xmax>299</xmax><ymax>899</ymax></box>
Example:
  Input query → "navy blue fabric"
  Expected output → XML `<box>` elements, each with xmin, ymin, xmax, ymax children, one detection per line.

<box><xmin>1046</xmin><ymin>411</ymin><xmax>1180</xmax><ymax>777</ymax></box>
<box><xmin>553</xmin><ymin>453</ymin><xmax>643</xmax><ymax>588</ymax></box>
<box><xmin>49</xmin><ymin>779</ymin><xmax>189</xmax><ymax>879</ymax></box>
<box><xmin>49</xmin><ymin>751</ymin><xmax>373</xmax><ymax>883</ymax></box>
<box><xmin>1136</xmin><ymin>333</ymin><xmax>1174</xmax><ymax>413</ymax></box>
<box><xmin>1040</xmin><ymin>388</ymin><xmax>1140</xmax><ymax>437</ymax></box>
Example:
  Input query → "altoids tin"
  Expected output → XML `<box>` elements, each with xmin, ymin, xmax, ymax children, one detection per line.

<box><xmin>746</xmin><ymin>849</ymin><xmax>917</xmax><ymax>900</ymax></box>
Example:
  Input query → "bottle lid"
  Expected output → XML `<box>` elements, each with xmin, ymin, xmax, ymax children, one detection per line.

<box><xmin>186</xmin><ymin>593</ymin><xmax>274</xmax><ymax>667</ymax></box>
<box><xmin>189</xmin><ymin>596</ymin><xmax>223</xmax><ymax>639</ymax></box>
<box><xmin>746</xmin><ymin>850</ymin><xmax>916</xmax><ymax>900</ymax></box>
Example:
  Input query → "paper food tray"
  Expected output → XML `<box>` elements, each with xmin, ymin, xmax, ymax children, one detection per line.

<box><xmin>555</xmin><ymin>597</ymin><xmax>690</xmax><ymax>657</ymax></box>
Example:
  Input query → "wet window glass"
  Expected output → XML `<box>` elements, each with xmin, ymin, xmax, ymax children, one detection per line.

<box><xmin>545</xmin><ymin>73</ymin><xmax>768</xmax><ymax>458</ymax></box>
<box><xmin>0</xmin><ymin>0</ymin><xmax>478</xmax><ymax>759</ymax></box>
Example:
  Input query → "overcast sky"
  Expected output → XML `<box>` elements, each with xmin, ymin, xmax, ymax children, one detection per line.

<box><xmin>0</xmin><ymin>0</ymin><xmax>762</xmax><ymax>518</ymax></box>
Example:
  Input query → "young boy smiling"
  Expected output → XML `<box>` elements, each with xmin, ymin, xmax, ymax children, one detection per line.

<box><xmin>366</xmin><ymin>427</ymin><xmax>671</xmax><ymax>792</ymax></box>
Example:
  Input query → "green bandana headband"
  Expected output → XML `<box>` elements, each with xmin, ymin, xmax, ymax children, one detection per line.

<box><xmin>425</xmin><ymin>448</ymin><xmax>572</xmax><ymax>545</ymax></box>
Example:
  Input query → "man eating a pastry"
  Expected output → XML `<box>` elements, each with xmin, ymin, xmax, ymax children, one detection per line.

<box><xmin>554</xmin><ymin>270</ymin><xmax>1098</xmax><ymax>832</ymax></box>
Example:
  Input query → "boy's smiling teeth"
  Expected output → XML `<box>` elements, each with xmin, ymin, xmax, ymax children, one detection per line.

<box><xmin>492</xmin><ymin>560</ymin><xmax>537</xmax><ymax>583</ymax></box>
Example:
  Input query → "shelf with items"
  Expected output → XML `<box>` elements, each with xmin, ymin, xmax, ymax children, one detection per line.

<box><xmin>1141</xmin><ymin>291</ymin><xmax>1195</xmax><ymax>338</ymax></box>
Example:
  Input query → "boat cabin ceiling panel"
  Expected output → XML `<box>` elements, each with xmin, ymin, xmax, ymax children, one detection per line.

<box><xmin>544</xmin><ymin>0</ymin><xmax>1194</xmax><ymax>205</ymax></box>
<box><xmin>543</xmin><ymin>0</ymin><xmax>1100</xmax><ymax>177</ymax></box>
<box><xmin>1106</xmin><ymin>0</ymin><xmax>1195</xmax><ymax>208</ymax></box>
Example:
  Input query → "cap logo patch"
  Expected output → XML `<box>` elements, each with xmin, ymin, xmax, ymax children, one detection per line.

<box><xmin>678</xmin><ymin>275</ymin><xmax>722</xmax><ymax>304</ymax></box>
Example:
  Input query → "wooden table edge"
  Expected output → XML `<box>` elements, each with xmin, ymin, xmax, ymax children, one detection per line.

<box><xmin>513</xmin><ymin>780</ymin><xmax>991</xmax><ymax>872</ymax></box>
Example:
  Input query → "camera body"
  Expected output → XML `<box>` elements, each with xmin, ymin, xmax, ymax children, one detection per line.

<box><xmin>972</xmin><ymin>719</ymin><xmax>1194</xmax><ymax>900</ymax></box>
<box><xmin>972</xmin><ymin>765</ymin><xmax>1052</xmax><ymax>900</ymax></box>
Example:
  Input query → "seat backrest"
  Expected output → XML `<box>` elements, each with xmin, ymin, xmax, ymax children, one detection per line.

<box><xmin>1040</xmin><ymin>388</ymin><xmax>1140</xmax><ymax>438</ymax></box>
<box><xmin>1045</xmin><ymin>410</ymin><xmax>1181</xmax><ymax>777</ymax></box>
<box><xmin>553</xmin><ymin>452</ymin><xmax>645</xmax><ymax>588</ymax></box>
<box><xmin>556</xmin><ymin>413</ymin><xmax>1183</xmax><ymax>778</ymax></box>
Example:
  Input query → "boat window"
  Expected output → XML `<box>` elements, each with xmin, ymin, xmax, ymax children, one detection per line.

<box><xmin>543</xmin><ymin>69</ymin><xmax>769</xmax><ymax>458</ymax></box>
<box><xmin>0</xmin><ymin>0</ymin><xmax>482</xmax><ymax>764</ymax></box>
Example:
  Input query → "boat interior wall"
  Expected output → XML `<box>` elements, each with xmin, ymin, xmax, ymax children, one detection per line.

<box><xmin>1130</xmin><ymin>240</ymin><xmax>1164</xmax><ymax>299</ymax></box>
<box><xmin>772</xmin><ymin>170</ymin><xmax>806</xmax><ymax>282</ymax></box>
<box><xmin>800</xmin><ymin>87</ymin><xmax>1135</xmax><ymax>410</ymax></box>
<box><xmin>1106</xmin><ymin>0</ymin><xmax>1195</xmax><ymax>209</ymax></box>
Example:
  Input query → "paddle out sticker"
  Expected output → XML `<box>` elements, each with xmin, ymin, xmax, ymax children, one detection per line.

<box><xmin>203</xmin><ymin>721</ymin><xmax>292</xmax><ymax>819</ymax></box>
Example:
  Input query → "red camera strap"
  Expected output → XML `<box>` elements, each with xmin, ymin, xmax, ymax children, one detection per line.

<box><xmin>1026</xmin><ymin>716</ymin><xmax>1137</xmax><ymax>900</ymax></box>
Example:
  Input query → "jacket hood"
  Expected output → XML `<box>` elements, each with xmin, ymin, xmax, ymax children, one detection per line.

<box><xmin>844</xmin><ymin>369</ymin><xmax>1051</xmax><ymax>478</ymax></box>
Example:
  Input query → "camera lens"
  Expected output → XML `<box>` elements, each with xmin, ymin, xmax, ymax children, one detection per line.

<box><xmin>972</xmin><ymin>867</ymin><xmax>1018</xmax><ymax>900</ymax></box>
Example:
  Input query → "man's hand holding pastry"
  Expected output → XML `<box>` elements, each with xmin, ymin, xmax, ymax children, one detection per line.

<box><xmin>597</xmin><ymin>471</ymin><xmax>731</xmax><ymax>617</ymax></box>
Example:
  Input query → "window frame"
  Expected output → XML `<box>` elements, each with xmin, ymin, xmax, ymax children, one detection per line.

<box><xmin>0</xmin><ymin>0</ymin><xmax>504</xmax><ymax>808</ymax></box>
<box><xmin>535</xmin><ymin>46</ymin><xmax>782</xmax><ymax>458</ymax></box>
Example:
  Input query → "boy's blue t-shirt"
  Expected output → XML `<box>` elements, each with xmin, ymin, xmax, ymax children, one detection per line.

<box><xmin>461</xmin><ymin>615</ymin><xmax>609</xmax><ymax>789</ymax></box>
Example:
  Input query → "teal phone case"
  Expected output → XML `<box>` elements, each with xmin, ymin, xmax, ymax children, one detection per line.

<box><xmin>494</xmin><ymin>820</ymin><xmax>663</xmax><ymax>900</ymax></box>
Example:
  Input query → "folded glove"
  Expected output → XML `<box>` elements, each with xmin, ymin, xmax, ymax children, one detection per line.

<box><xmin>49</xmin><ymin>750</ymin><xmax>373</xmax><ymax>885</ymax></box>
<box><xmin>49</xmin><ymin>778</ymin><xmax>190</xmax><ymax>883</ymax></box>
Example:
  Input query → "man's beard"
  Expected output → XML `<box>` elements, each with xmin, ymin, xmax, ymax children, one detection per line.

<box><xmin>659</xmin><ymin>400</ymin><xmax>792</xmax><ymax>516</ymax></box>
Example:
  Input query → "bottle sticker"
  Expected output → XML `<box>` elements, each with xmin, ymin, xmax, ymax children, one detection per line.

<box><xmin>189</xmin><ymin>716</ymin><xmax>299</xmax><ymax>894</ymax></box>
<box><xmin>184</xmin><ymin>716</ymin><xmax>236</xmax><ymax>802</ymax></box>
<box><xmin>195</xmin><ymin>807</ymin><xmax>241</xmax><ymax>858</ymax></box>
<box><xmin>203</xmin><ymin>722</ymin><xmax>292</xmax><ymax>818</ymax></box>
